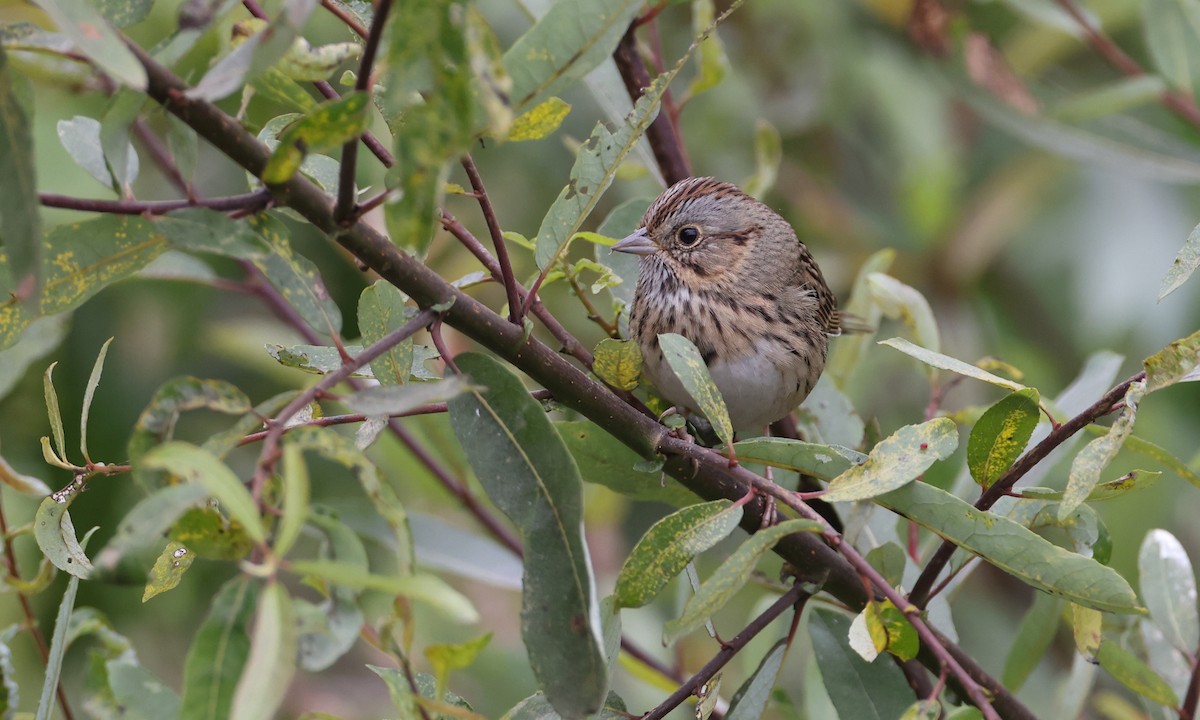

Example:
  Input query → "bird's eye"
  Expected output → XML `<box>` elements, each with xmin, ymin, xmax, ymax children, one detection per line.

<box><xmin>677</xmin><ymin>225</ymin><xmax>701</xmax><ymax>247</ymax></box>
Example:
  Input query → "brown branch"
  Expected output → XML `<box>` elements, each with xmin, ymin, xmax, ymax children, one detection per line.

<box><xmin>130</xmin><ymin>44</ymin><xmax>1033</xmax><ymax>720</ymax></box>
<box><xmin>321</xmin><ymin>0</ymin><xmax>369</xmax><ymax>39</ymax></box>
<box><xmin>460</xmin><ymin>155</ymin><xmax>523</xmax><ymax>324</ymax></box>
<box><xmin>613</xmin><ymin>25</ymin><xmax>691</xmax><ymax>185</ymax></box>
<box><xmin>1181</xmin><ymin>640</ymin><xmax>1200</xmax><ymax>720</ymax></box>
<box><xmin>908</xmin><ymin>372</ymin><xmax>1145</xmax><ymax>607</ymax></box>
<box><xmin>335</xmin><ymin>0</ymin><xmax>394</xmax><ymax>225</ymax></box>
<box><xmin>131</xmin><ymin>119</ymin><xmax>193</xmax><ymax>198</ymax></box>
<box><xmin>39</xmin><ymin>190</ymin><xmax>272</xmax><ymax>215</ymax></box>
<box><xmin>642</xmin><ymin>581</ymin><xmax>812</xmax><ymax>720</ymax></box>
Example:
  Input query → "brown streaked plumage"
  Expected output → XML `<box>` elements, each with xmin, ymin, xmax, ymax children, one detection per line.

<box><xmin>613</xmin><ymin>177</ymin><xmax>840</xmax><ymax>432</ymax></box>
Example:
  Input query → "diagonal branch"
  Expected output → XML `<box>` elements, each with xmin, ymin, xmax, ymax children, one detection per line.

<box><xmin>128</xmin><ymin>41</ymin><xmax>1033</xmax><ymax>720</ymax></box>
<box><xmin>460</xmin><ymin>155</ymin><xmax>523</xmax><ymax>324</ymax></box>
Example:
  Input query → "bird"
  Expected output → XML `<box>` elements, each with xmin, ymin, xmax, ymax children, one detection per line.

<box><xmin>612</xmin><ymin>177</ymin><xmax>841</xmax><ymax>435</ymax></box>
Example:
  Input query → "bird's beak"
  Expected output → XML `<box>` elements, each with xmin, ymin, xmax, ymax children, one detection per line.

<box><xmin>611</xmin><ymin>228</ymin><xmax>656</xmax><ymax>256</ymax></box>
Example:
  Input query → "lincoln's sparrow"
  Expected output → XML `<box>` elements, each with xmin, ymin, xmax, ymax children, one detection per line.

<box><xmin>613</xmin><ymin>177</ymin><xmax>841</xmax><ymax>434</ymax></box>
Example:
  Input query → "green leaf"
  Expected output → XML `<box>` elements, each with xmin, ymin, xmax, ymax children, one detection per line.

<box><xmin>508</xmin><ymin>96</ymin><xmax>572</xmax><ymax>141</ymax></box>
<box><xmin>93</xmin><ymin>481</ymin><xmax>210</xmax><ymax>575</ymax></box>
<box><xmin>187</xmin><ymin>6</ymin><xmax>317</xmax><ymax>101</ymax></box>
<box><xmin>808</xmin><ymin>609</ymin><xmax>914</xmax><ymax>720</ymax></box>
<box><xmin>31</xmin><ymin>0</ymin><xmax>146</xmax><ymax>88</ymax></box>
<box><xmin>876</xmin><ymin>481</ymin><xmax>1142</xmax><ymax>613</ymax></box>
<box><xmin>275</xmin><ymin>443</ymin><xmax>310</xmax><ymax>558</ymax></box>
<box><xmin>289</xmin><ymin>560</ymin><xmax>477</xmax><ymax>623</ymax></box>
<box><xmin>179</xmin><ymin>577</ymin><xmax>259</xmax><ymax>720</ymax></box>
<box><xmin>1144</xmin><ymin>327</ymin><xmax>1200</xmax><ymax>393</ymax></box>
<box><xmin>867</xmin><ymin>273</ymin><xmax>939</xmax><ymax>355</ymax></box>
<box><xmin>1138</xmin><ymin>529</ymin><xmax>1199</xmax><ymax>654</ymax></box>
<box><xmin>127</xmin><ymin>376</ymin><xmax>251</xmax><ymax>466</ymax></box>
<box><xmin>1051</xmin><ymin>75</ymin><xmax>1168</xmax><ymax>123</ymax></box>
<box><xmin>1060</xmin><ymin>380</ymin><xmax>1146</xmax><ymax>519</ymax></box>
<box><xmin>555</xmin><ymin>420</ymin><xmax>696</xmax><ymax>506</ymax></box>
<box><xmin>0</xmin><ymin>46</ymin><xmax>40</xmax><ymax>294</ymax></box>
<box><xmin>140</xmin><ymin>442</ymin><xmax>266</xmax><ymax>544</ymax></box>
<box><xmin>256</xmin><ymin>115</ymin><xmax>339</xmax><ymax>193</ymax></box>
<box><xmin>370</xmin><ymin>668</ymin><xmax>475</xmax><ymax>718</ymax></box>
<box><xmin>425</xmin><ymin>633</ymin><xmax>492</xmax><ymax>698</ymax></box>
<box><xmin>142</xmin><ymin>541</ymin><xmax>196</xmax><ymax>602</ymax></box>
<box><xmin>99</xmin><ymin>89</ymin><xmax>143</xmax><ymax>191</ymax></box>
<box><xmin>91</xmin><ymin>0</ymin><xmax>153</xmax><ymax>28</ymax></box>
<box><xmin>1143</xmin><ymin>0</ymin><xmax>1200</xmax><ymax>100</ymax></box>
<box><xmin>448</xmin><ymin>353</ymin><xmax>607</xmax><ymax>718</ymax></box>
<box><xmin>42</xmin><ymin>361</ymin><xmax>66</xmax><ymax>463</ymax></box>
<box><xmin>1096</xmin><ymin>639</ymin><xmax>1179</xmax><ymax>707</ymax></box>
<box><xmin>263</xmin><ymin>92</ymin><xmax>370</xmax><ymax>184</ymax></box>
<box><xmin>726</xmin><ymin>638</ymin><xmax>787</xmax><ymax>720</ymax></box>
<box><xmin>657</xmin><ymin>333</ymin><xmax>734</xmax><ymax>447</ymax></box>
<box><xmin>36</xmin><ymin>529</ymin><xmax>94</xmax><ymax>720</ymax></box>
<box><xmin>79</xmin><ymin>336</ymin><xmax>113</xmax><ymax>463</ymax></box>
<box><xmin>297</xmin><ymin>509</ymin><xmax>366</xmax><ymax>672</ymax></box>
<box><xmin>343</xmin><ymin>377</ymin><xmax>472</xmax><ymax>416</ymax></box>
<box><xmin>34</xmin><ymin>488</ymin><xmax>92</xmax><ymax>578</ymax></box>
<box><xmin>613</xmin><ymin>500</ymin><xmax>744</xmax><ymax>610</ymax></box>
<box><xmin>502</xmin><ymin>0</ymin><xmax>644</xmax><ymax>114</ymax></box>
<box><xmin>1160</xmin><ymin>219</ymin><xmax>1200</xmax><ymax>300</ymax></box>
<box><xmin>900</xmin><ymin>700</ymin><xmax>942</xmax><ymax>720</ymax></box>
<box><xmin>732</xmin><ymin>438</ymin><xmax>865</xmax><ymax>481</ymax></box>
<box><xmin>967</xmin><ymin>388</ymin><xmax>1040</xmax><ymax>488</ymax></box>
<box><xmin>0</xmin><ymin>448</ymin><xmax>51</xmax><ymax>495</ymax></box>
<box><xmin>0</xmin><ymin>315</ymin><xmax>68</xmax><ymax>404</ymax></box>
<box><xmin>880</xmin><ymin>337</ymin><xmax>1028</xmax><ymax>391</ymax></box>
<box><xmin>823</xmin><ymin>418</ymin><xmax>957</xmax><ymax>502</ymax></box>
<box><xmin>592</xmin><ymin>338</ymin><xmax>642</xmax><ymax>391</ymax></box>
<box><xmin>230</xmin><ymin>582</ymin><xmax>296</xmax><ymax>720</ymax></box>
<box><xmin>357</xmin><ymin>280</ymin><xmax>415</xmax><ymax>385</ymax></box>
<box><xmin>1001</xmin><ymin>592</ymin><xmax>1062</xmax><ymax>691</ymax></box>
<box><xmin>865</xmin><ymin>543</ymin><xmax>907</xmax><ymax>589</ymax></box>
<box><xmin>664</xmin><ymin>519</ymin><xmax>822</xmax><ymax>642</ymax></box>
<box><xmin>56</xmin><ymin>115</ymin><xmax>124</xmax><ymax>190</ymax></box>
<box><xmin>246</xmin><ymin>213</ymin><xmax>342</xmax><ymax>336</ymax></box>
<box><xmin>742</xmin><ymin>118</ymin><xmax>781</xmax><ymax>199</ymax></box>
<box><xmin>826</xmin><ymin>249</ymin><xmax>894</xmax><ymax>387</ymax></box>
<box><xmin>685</xmin><ymin>0</ymin><xmax>730</xmax><ymax>100</ymax></box>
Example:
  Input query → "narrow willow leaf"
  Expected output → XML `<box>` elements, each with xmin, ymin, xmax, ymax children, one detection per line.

<box><xmin>0</xmin><ymin>450</ymin><xmax>51</xmax><ymax>495</ymax></box>
<box><xmin>664</xmin><ymin>519</ymin><xmax>822</xmax><ymax>642</ymax></box>
<box><xmin>35</xmin><ymin>530</ymin><xmax>89</xmax><ymax>720</ymax></box>
<box><xmin>93</xmin><ymin>481</ymin><xmax>210</xmax><ymax>574</ymax></box>
<box><xmin>275</xmin><ymin>443</ymin><xmax>310</xmax><ymax>558</ymax></box>
<box><xmin>732</xmin><ymin>438</ymin><xmax>864</xmax><ymax>481</ymax></box>
<box><xmin>726</xmin><ymin>638</ymin><xmax>787</xmax><ymax>720</ymax></box>
<box><xmin>143</xmin><ymin>541</ymin><xmax>196</xmax><ymax>602</ymax></box>
<box><xmin>968</xmin><ymin>388</ymin><xmax>1040</xmax><ymax>488</ymax></box>
<box><xmin>658</xmin><ymin>333</ymin><xmax>734</xmax><ymax>447</ymax></box>
<box><xmin>0</xmin><ymin>46</ymin><xmax>39</xmax><ymax>292</ymax></box>
<box><xmin>1138</xmin><ymin>529</ymin><xmax>1199</xmax><ymax>654</ymax></box>
<box><xmin>508</xmin><ymin>96</ymin><xmax>571</xmax><ymax>141</ymax></box>
<box><xmin>448</xmin><ymin>353</ymin><xmax>607</xmax><ymax>718</ymax></box>
<box><xmin>867</xmin><ymin>273</ymin><xmax>940</xmax><ymax>355</ymax></box>
<box><xmin>43</xmin><ymin>362</ymin><xmax>66</xmax><ymax>461</ymax></box>
<box><xmin>880</xmin><ymin>337</ymin><xmax>1027</xmax><ymax>391</ymax></box>
<box><xmin>592</xmin><ymin>338</ymin><xmax>642</xmax><ymax>391</ymax></box>
<box><xmin>266</xmin><ymin>343</ymin><xmax>369</xmax><ymax>376</ymax></box>
<box><xmin>79</xmin><ymin>336</ymin><xmax>113</xmax><ymax>463</ymax></box>
<box><xmin>1144</xmin><ymin>0</ymin><xmax>1200</xmax><ymax>100</ymax></box>
<box><xmin>343</xmin><ymin>377</ymin><xmax>472</xmax><ymax>416</ymax></box>
<box><xmin>1002</xmin><ymin>592</ymin><xmax>1062</xmax><ymax>691</ymax></box>
<box><xmin>502</xmin><ymin>0</ymin><xmax>643</xmax><ymax>114</ymax></box>
<box><xmin>127</xmin><ymin>377</ymin><xmax>251</xmax><ymax>465</ymax></box>
<box><xmin>34</xmin><ymin>489</ymin><xmax>92</xmax><ymax>578</ymax></box>
<box><xmin>876</xmin><ymin>481</ymin><xmax>1141</xmax><ymax>613</ymax></box>
<box><xmin>555</xmin><ymin>421</ymin><xmax>696</xmax><ymax>506</ymax></box>
<box><xmin>31</xmin><ymin>0</ymin><xmax>146</xmax><ymax>88</ymax></box>
<box><xmin>1144</xmin><ymin>327</ymin><xmax>1200</xmax><ymax>393</ymax></box>
<box><xmin>1051</xmin><ymin>75</ymin><xmax>1168</xmax><ymax>123</ymax></box>
<box><xmin>1096</xmin><ymin>640</ymin><xmax>1179</xmax><ymax>706</ymax></box>
<box><xmin>823</xmin><ymin>418</ymin><xmax>957</xmax><ymax>502</ymax></box>
<box><xmin>613</xmin><ymin>500</ymin><xmax>743</xmax><ymax>610</ymax></box>
<box><xmin>290</xmin><ymin>559</ymin><xmax>476</xmax><ymax>622</ymax></box>
<box><xmin>99</xmin><ymin>90</ymin><xmax>143</xmax><ymax>192</ymax></box>
<box><xmin>1020</xmin><ymin>470</ymin><xmax>1160</xmax><ymax>503</ymax></box>
<box><xmin>808</xmin><ymin>609</ymin><xmax>914</xmax><ymax>720</ymax></box>
<box><xmin>179</xmin><ymin>577</ymin><xmax>258</xmax><ymax>720</ymax></box>
<box><xmin>140</xmin><ymin>442</ymin><xmax>266</xmax><ymax>544</ymax></box>
<box><xmin>230</xmin><ymin>582</ymin><xmax>296</xmax><ymax>720</ymax></box>
<box><xmin>1060</xmin><ymin>380</ymin><xmax>1145</xmax><ymax>520</ymax></box>
<box><xmin>263</xmin><ymin>92</ymin><xmax>369</xmax><ymax>184</ymax></box>
<box><xmin>742</xmin><ymin>118</ymin><xmax>781</xmax><ymax>199</ymax></box>
<box><xmin>1160</xmin><ymin>220</ymin><xmax>1200</xmax><ymax>299</ymax></box>
<box><xmin>357</xmin><ymin>281</ymin><xmax>415</xmax><ymax>385</ymax></box>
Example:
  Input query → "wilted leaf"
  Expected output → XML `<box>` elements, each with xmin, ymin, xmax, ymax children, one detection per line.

<box><xmin>508</xmin><ymin>96</ymin><xmax>571</xmax><ymax>141</ymax></box>
<box><xmin>143</xmin><ymin>541</ymin><xmax>196</xmax><ymax>602</ymax></box>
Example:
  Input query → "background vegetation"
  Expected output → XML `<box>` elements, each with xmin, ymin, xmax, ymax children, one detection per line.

<box><xmin>1</xmin><ymin>0</ymin><xmax>1199</xmax><ymax>718</ymax></box>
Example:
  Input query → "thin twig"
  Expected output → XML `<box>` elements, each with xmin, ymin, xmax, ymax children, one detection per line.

<box><xmin>0</xmin><ymin>499</ymin><xmax>76</xmax><ymax>720</ymax></box>
<box><xmin>39</xmin><ymin>190</ymin><xmax>271</xmax><ymax>215</ymax></box>
<box><xmin>908</xmin><ymin>372</ymin><xmax>1145</xmax><ymax>607</ymax></box>
<box><xmin>321</xmin><ymin>0</ymin><xmax>369</xmax><ymax>39</ymax></box>
<box><xmin>1181</xmin><ymin>642</ymin><xmax>1200</xmax><ymax>720</ymax></box>
<box><xmin>613</xmin><ymin>24</ymin><xmax>691</xmax><ymax>185</ymax></box>
<box><xmin>131</xmin><ymin>118</ymin><xmax>194</xmax><ymax>198</ymax></box>
<box><xmin>642</xmin><ymin>582</ymin><xmax>811</xmax><ymax>720</ymax></box>
<box><xmin>565</xmin><ymin>273</ymin><xmax>619</xmax><ymax>338</ymax></box>
<box><xmin>335</xmin><ymin>0</ymin><xmax>393</xmax><ymax>225</ymax></box>
<box><xmin>460</xmin><ymin>155</ymin><xmax>523</xmax><ymax>324</ymax></box>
